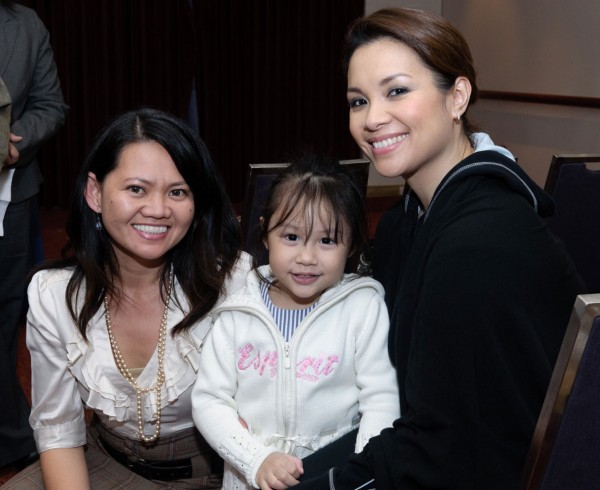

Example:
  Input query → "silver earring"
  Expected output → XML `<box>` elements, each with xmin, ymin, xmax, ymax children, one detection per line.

<box><xmin>454</xmin><ymin>113</ymin><xmax>461</xmax><ymax>124</ymax></box>
<box><xmin>95</xmin><ymin>213</ymin><xmax>103</xmax><ymax>231</ymax></box>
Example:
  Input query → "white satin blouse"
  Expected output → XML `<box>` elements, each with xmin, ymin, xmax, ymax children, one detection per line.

<box><xmin>26</xmin><ymin>253</ymin><xmax>251</xmax><ymax>452</ymax></box>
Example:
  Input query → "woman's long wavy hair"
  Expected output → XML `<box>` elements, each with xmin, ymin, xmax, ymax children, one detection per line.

<box><xmin>40</xmin><ymin>108</ymin><xmax>241</xmax><ymax>339</ymax></box>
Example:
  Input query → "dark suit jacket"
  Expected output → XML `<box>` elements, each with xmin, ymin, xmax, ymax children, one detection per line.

<box><xmin>0</xmin><ymin>76</ymin><xmax>10</xmax><ymax>169</ymax></box>
<box><xmin>0</xmin><ymin>2</ymin><xmax>68</xmax><ymax>202</ymax></box>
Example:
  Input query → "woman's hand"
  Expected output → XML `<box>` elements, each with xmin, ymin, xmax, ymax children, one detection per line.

<box><xmin>6</xmin><ymin>133</ymin><xmax>22</xmax><ymax>165</ymax></box>
<box><xmin>256</xmin><ymin>452</ymin><xmax>304</xmax><ymax>490</ymax></box>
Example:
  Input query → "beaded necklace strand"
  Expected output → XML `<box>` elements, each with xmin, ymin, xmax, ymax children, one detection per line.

<box><xmin>103</xmin><ymin>269</ymin><xmax>173</xmax><ymax>443</ymax></box>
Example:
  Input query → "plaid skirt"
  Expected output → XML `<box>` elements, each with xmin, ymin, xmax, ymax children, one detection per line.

<box><xmin>1</xmin><ymin>419</ymin><xmax>223</xmax><ymax>490</ymax></box>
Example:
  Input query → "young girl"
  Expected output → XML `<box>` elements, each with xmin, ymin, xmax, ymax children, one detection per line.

<box><xmin>192</xmin><ymin>154</ymin><xmax>399</xmax><ymax>489</ymax></box>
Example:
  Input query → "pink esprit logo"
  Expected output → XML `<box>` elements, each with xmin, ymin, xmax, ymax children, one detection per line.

<box><xmin>296</xmin><ymin>354</ymin><xmax>339</xmax><ymax>383</ymax></box>
<box><xmin>237</xmin><ymin>343</ymin><xmax>278</xmax><ymax>378</ymax></box>
<box><xmin>237</xmin><ymin>343</ymin><xmax>339</xmax><ymax>383</ymax></box>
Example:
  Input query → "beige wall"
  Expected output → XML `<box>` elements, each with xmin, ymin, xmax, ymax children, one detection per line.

<box><xmin>470</xmin><ymin>100</ymin><xmax>600</xmax><ymax>187</ymax></box>
<box><xmin>445</xmin><ymin>0</ymin><xmax>600</xmax><ymax>186</ymax></box>
<box><xmin>444</xmin><ymin>1</ymin><xmax>600</xmax><ymax>98</ymax></box>
<box><xmin>365</xmin><ymin>0</ymin><xmax>441</xmax><ymax>15</ymax></box>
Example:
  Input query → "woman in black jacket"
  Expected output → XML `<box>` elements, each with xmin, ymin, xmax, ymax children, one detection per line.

<box><xmin>295</xmin><ymin>8</ymin><xmax>582</xmax><ymax>490</ymax></box>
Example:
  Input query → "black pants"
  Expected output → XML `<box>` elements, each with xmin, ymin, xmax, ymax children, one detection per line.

<box><xmin>300</xmin><ymin>428</ymin><xmax>358</xmax><ymax>480</ymax></box>
<box><xmin>0</xmin><ymin>198</ymin><xmax>37</xmax><ymax>466</ymax></box>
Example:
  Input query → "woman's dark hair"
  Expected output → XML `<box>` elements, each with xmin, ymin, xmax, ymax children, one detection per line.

<box><xmin>343</xmin><ymin>7</ymin><xmax>479</xmax><ymax>140</ymax></box>
<box><xmin>252</xmin><ymin>154</ymin><xmax>370</xmax><ymax>277</ymax></box>
<box><xmin>43</xmin><ymin>108</ymin><xmax>241</xmax><ymax>339</ymax></box>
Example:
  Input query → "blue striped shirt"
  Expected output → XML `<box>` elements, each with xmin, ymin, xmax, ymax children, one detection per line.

<box><xmin>259</xmin><ymin>282</ymin><xmax>317</xmax><ymax>341</ymax></box>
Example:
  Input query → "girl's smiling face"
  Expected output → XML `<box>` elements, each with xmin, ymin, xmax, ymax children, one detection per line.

<box><xmin>265</xmin><ymin>201</ymin><xmax>350</xmax><ymax>309</ymax></box>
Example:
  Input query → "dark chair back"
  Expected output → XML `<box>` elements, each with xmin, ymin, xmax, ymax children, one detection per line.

<box><xmin>520</xmin><ymin>293</ymin><xmax>600</xmax><ymax>489</ymax></box>
<box><xmin>240</xmin><ymin>162</ymin><xmax>289</xmax><ymax>255</ymax></box>
<box><xmin>544</xmin><ymin>154</ymin><xmax>600</xmax><ymax>293</ymax></box>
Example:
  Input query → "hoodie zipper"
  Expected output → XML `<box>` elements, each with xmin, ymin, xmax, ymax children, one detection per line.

<box><xmin>284</xmin><ymin>342</ymin><xmax>291</xmax><ymax>369</ymax></box>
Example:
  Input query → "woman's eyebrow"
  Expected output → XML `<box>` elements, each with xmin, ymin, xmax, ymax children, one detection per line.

<box><xmin>347</xmin><ymin>72</ymin><xmax>411</xmax><ymax>94</ymax></box>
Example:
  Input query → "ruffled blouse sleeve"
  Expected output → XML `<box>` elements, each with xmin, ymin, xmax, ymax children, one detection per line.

<box><xmin>27</xmin><ymin>269</ymin><xmax>88</xmax><ymax>452</ymax></box>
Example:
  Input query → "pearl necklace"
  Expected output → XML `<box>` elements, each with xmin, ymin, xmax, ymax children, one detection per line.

<box><xmin>103</xmin><ymin>270</ymin><xmax>173</xmax><ymax>443</ymax></box>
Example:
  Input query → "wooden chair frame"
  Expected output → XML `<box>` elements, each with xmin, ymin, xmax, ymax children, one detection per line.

<box><xmin>544</xmin><ymin>153</ymin><xmax>600</xmax><ymax>194</ymax></box>
<box><xmin>520</xmin><ymin>293</ymin><xmax>600</xmax><ymax>489</ymax></box>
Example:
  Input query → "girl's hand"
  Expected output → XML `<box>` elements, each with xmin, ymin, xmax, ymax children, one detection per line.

<box><xmin>256</xmin><ymin>452</ymin><xmax>304</xmax><ymax>489</ymax></box>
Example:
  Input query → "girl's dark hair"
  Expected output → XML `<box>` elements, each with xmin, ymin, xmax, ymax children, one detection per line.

<box><xmin>41</xmin><ymin>108</ymin><xmax>241</xmax><ymax>339</ymax></box>
<box><xmin>252</xmin><ymin>154</ymin><xmax>369</xmax><ymax>277</ymax></box>
<box><xmin>343</xmin><ymin>7</ymin><xmax>479</xmax><ymax>140</ymax></box>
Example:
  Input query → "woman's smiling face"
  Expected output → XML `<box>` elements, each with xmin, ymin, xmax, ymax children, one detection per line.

<box><xmin>347</xmin><ymin>38</ymin><xmax>460</xmax><ymax>195</ymax></box>
<box><xmin>85</xmin><ymin>141</ymin><xmax>195</xmax><ymax>269</ymax></box>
